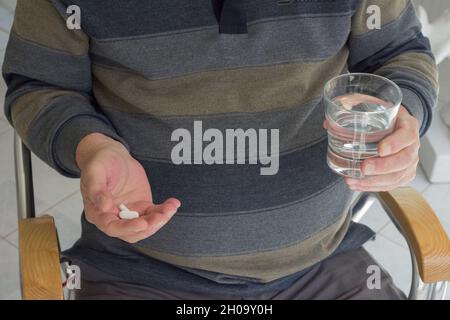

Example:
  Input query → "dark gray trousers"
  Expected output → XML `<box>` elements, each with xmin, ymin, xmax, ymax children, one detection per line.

<box><xmin>75</xmin><ymin>248</ymin><xmax>406</xmax><ymax>300</ymax></box>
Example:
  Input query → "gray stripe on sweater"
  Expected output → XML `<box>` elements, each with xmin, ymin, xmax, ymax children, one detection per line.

<box><xmin>135</xmin><ymin>176</ymin><xmax>352</xmax><ymax>256</ymax></box>
<box><xmin>2</xmin><ymin>33</ymin><xmax>91</xmax><ymax>92</ymax></box>
<box><xmin>348</xmin><ymin>3</ymin><xmax>423</xmax><ymax>69</ymax></box>
<box><xmin>375</xmin><ymin>67</ymin><xmax>438</xmax><ymax>135</ymax></box>
<box><xmin>90</xmin><ymin>14</ymin><xmax>351</xmax><ymax>80</ymax></box>
<box><xmin>101</xmin><ymin>98</ymin><xmax>327</xmax><ymax>162</ymax></box>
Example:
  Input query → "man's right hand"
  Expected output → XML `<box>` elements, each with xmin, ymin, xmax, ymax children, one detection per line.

<box><xmin>75</xmin><ymin>133</ymin><xmax>180</xmax><ymax>243</ymax></box>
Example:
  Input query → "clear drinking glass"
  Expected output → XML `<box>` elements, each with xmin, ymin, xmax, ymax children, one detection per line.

<box><xmin>324</xmin><ymin>73</ymin><xmax>403</xmax><ymax>179</ymax></box>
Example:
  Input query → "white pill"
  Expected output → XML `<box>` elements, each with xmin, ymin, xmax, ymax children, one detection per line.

<box><xmin>119</xmin><ymin>210</ymin><xmax>139</xmax><ymax>220</ymax></box>
<box><xmin>119</xmin><ymin>204</ymin><xmax>130</xmax><ymax>212</ymax></box>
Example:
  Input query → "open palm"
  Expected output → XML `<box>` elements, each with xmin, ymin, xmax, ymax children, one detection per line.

<box><xmin>79</xmin><ymin>139</ymin><xmax>180</xmax><ymax>243</ymax></box>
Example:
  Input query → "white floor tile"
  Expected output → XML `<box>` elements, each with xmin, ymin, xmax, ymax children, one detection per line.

<box><xmin>379</xmin><ymin>222</ymin><xmax>409</xmax><ymax>250</ymax></box>
<box><xmin>40</xmin><ymin>192</ymin><xmax>83</xmax><ymax>251</ymax></box>
<box><xmin>52</xmin><ymin>191</ymin><xmax>83</xmax><ymax>225</ymax></box>
<box><xmin>364</xmin><ymin>235</ymin><xmax>412</xmax><ymax>296</ymax></box>
<box><xmin>421</xmin><ymin>184</ymin><xmax>450</xmax><ymax>236</ymax></box>
<box><xmin>0</xmin><ymin>179</ymin><xmax>17</xmax><ymax>236</ymax></box>
<box><xmin>3</xmin><ymin>289</ymin><xmax>20</xmax><ymax>300</ymax></box>
<box><xmin>408</xmin><ymin>164</ymin><xmax>430</xmax><ymax>193</ymax></box>
<box><xmin>358</xmin><ymin>200</ymin><xmax>390</xmax><ymax>233</ymax></box>
<box><xmin>31</xmin><ymin>154</ymin><xmax>80</xmax><ymax>215</ymax></box>
<box><xmin>5</xmin><ymin>229</ymin><xmax>17</xmax><ymax>247</ymax></box>
<box><xmin>0</xmin><ymin>239</ymin><xmax>20</xmax><ymax>300</ymax></box>
<box><xmin>56</xmin><ymin>218</ymin><xmax>81</xmax><ymax>252</ymax></box>
<box><xmin>0</xmin><ymin>130</ymin><xmax>19</xmax><ymax>236</ymax></box>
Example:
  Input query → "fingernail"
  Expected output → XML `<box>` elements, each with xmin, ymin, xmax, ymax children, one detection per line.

<box><xmin>364</xmin><ymin>162</ymin><xmax>375</xmax><ymax>175</ymax></box>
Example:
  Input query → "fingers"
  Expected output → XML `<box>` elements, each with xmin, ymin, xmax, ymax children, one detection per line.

<box><xmin>83</xmin><ymin>199</ymin><xmax>149</xmax><ymax>238</ymax></box>
<box><xmin>142</xmin><ymin>198</ymin><xmax>180</xmax><ymax>229</ymax></box>
<box><xmin>80</xmin><ymin>161</ymin><xmax>115</xmax><ymax>212</ymax></box>
<box><xmin>345</xmin><ymin>167</ymin><xmax>416</xmax><ymax>192</ymax></box>
<box><xmin>123</xmin><ymin>200</ymin><xmax>155</xmax><ymax>214</ymax></box>
<box><xmin>101</xmin><ymin>215</ymin><xmax>149</xmax><ymax>238</ymax></box>
<box><xmin>119</xmin><ymin>199</ymin><xmax>180</xmax><ymax>243</ymax></box>
<box><xmin>378</xmin><ymin>126</ymin><xmax>417</xmax><ymax>157</ymax></box>
<box><xmin>344</xmin><ymin>106</ymin><xmax>420</xmax><ymax>192</ymax></box>
<box><xmin>361</xmin><ymin>142</ymin><xmax>420</xmax><ymax>175</ymax></box>
<box><xmin>149</xmin><ymin>198</ymin><xmax>181</xmax><ymax>215</ymax></box>
<box><xmin>346</xmin><ymin>171</ymin><xmax>405</xmax><ymax>188</ymax></box>
<box><xmin>378</xmin><ymin>107</ymin><xmax>419</xmax><ymax>157</ymax></box>
<box><xmin>85</xmin><ymin>198</ymin><xmax>181</xmax><ymax>243</ymax></box>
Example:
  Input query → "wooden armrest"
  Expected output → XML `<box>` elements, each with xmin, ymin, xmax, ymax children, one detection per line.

<box><xmin>377</xmin><ymin>187</ymin><xmax>450</xmax><ymax>283</ymax></box>
<box><xmin>19</xmin><ymin>216</ymin><xmax>64</xmax><ymax>300</ymax></box>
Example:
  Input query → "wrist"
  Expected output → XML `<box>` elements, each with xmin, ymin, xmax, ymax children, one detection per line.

<box><xmin>76</xmin><ymin>133</ymin><xmax>128</xmax><ymax>170</ymax></box>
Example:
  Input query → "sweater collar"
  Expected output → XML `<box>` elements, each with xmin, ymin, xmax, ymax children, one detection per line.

<box><xmin>211</xmin><ymin>0</ymin><xmax>248</xmax><ymax>34</ymax></box>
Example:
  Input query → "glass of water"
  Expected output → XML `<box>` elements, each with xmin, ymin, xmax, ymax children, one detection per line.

<box><xmin>324</xmin><ymin>73</ymin><xmax>403</xmax><ymax>179</ymax></box>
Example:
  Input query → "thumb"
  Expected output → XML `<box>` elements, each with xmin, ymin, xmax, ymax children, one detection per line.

<box><xmin>82</xmin><ymin>162</ymin><xmax>115</xmax><ymax>212</ymax></box>
<box><xmin>155</xmin><ymin>198</ymin><xmax>182</xmax><ymax>215</ymax></box>
<box><xmin>93</xmin><ymin>191</ymin><xmax>115</xmax><ymax>212</ymax></box>
<box><xmin>141</xmin><ymin>198</ymin><xmax>181</xmax><ymax>235</ymax></box>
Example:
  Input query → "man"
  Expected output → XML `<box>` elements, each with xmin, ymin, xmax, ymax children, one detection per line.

<box><xmin>2</xmin><ymin>0</ymin><xmax>437</xmax><ymax>299</ymax></box>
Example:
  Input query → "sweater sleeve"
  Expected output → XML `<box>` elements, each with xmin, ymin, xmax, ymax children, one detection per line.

<box><xmin>348</xmin><ymin>0</ymin><xmax>439</xmax><ymax>136</ymax></box>
<box><xmin>2</xmin><ymin>0</ymin><xmax>128</xmax><ymax>178</ymax></box>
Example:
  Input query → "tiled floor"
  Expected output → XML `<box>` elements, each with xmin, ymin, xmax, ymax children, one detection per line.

<box><xmin>0</xmin><ymin>7</ymin><xmax>449</xmax><ymax>301</ymax></box>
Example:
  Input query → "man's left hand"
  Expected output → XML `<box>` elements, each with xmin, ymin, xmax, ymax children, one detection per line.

<box><xmin>325</xmin><ymin>106</ymin><xmax>421</xmax><ymax>192</ymax></box>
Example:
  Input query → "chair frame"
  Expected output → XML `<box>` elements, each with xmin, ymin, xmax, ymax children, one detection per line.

<box><xmin>351</xmin><ymin>193</ymin><xmax>448</xmax><ymax>300</ymax></box>
<box><xmin>14</xmin><ymin>133</ymin><xmax>449</xmax><ymax>300</ymax></box>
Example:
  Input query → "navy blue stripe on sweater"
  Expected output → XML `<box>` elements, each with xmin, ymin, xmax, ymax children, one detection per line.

<box><xmin>212</xmin><ymin>0</ymin><xmax>248</xmax><ymax>34</ymax></box>
<box><xmin>138</xmin><ymin>140</ymin><xmax>336</xmax><ymax>215</ymax></box>
<box><xmin>58</xmin><ymin>0</ymin><xmax>355</xmax><ymax>39</ymax></box>
<box><xmin>348</xmin><ymin>3</ymin><xmax>432</xmax><ymax>73</ymax></box>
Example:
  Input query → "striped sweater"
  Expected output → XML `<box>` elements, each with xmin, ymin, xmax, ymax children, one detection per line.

<box><xmin>2</xmin><ymin>0</ymin><xmax>438</xmax><ymax>293</ymax></box>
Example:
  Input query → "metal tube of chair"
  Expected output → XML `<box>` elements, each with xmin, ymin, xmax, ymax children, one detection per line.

<box><xmin>405</xmin><ymin>231</ymin><xmax>447</xmax><ymax>300</ymax></box>
<box><xmin>408</xmin><ymin>251</ymin><xmax>429</xmax><ymax>300</ymax></box>
<box><xmin>351</xmin><ymin>192</ymin><xmax>377</xmax><ymax>223</ymax></box>
<box><xmin>375</xmin><ymin>193</ymin><xmax>447</xmax><ymax>300</ymax></box>
<box><xmin>14</xmin><ymin>132</ymin><xmax>35</xmax><ymax>219</ymax></box>
<box><xmin>374</xmin><ymin>193</ymin><xmax>447</xmax><ymax>300</ymax></box>
<box><xmin>403</xmin><ymin>224</ymin><xmax>447</xmax><ymax>300</ymax></box>
<box><xmin>430</xmin><ymin>281</ymin><xmax>448</xmax><ymax>300</ymax></box>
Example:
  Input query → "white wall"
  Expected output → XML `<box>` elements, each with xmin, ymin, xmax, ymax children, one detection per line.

<box><xmin>414</xmin><ymin>0</ymin><xmax>450</xmax><ymax>105</ymax></box>
<box><xmin>0</xmin><ymin>0</ymin><xmax>16</xmax><ymax>13</ymax></box>
<box><xmin>414</xmin><ymin>0</ymin><xmax>448</xmax><ymax>20</ymax></box>
<box><xmin>0</xmin><ymin>1</ymin><xmax>13</xmax><ymax>35</ymax></box>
